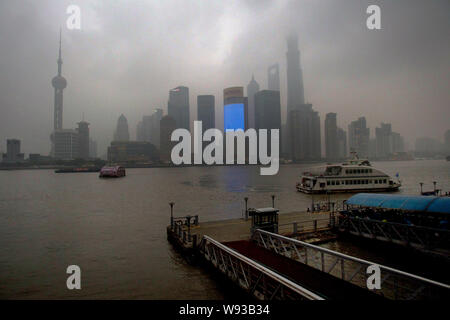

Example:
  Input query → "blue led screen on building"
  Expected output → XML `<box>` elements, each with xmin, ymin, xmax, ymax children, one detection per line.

<box><xmin>224</xmin><ymin>103</ymin><xmax>245</xmax><ymax>131</ymax></box>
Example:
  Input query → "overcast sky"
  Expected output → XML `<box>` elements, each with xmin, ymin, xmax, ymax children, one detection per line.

<box><xmin>0</xmin><ymin>0</ymin><xmax>449</xmax><ymax>156</ymax></box>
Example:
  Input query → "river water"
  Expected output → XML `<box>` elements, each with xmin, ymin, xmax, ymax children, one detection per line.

<box><xmin>0</xmin><ymin>160</ymin><xmax>448</xmax><ymax>299</ymax></box>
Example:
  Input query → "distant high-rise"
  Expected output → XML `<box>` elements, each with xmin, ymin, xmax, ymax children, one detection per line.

<box><xmin>168</xmin><ymin>86</ymin><xmax>190</xmax><ymax>131</ymax></box>
<box><xmin>290</xmin><ymin>104</ymin><xmax>321</xmax><ymax>161</ymax></box>
<box><xmin>53</xmin><ymin>129</ymin><xmax>78</xmax><ymax>160</ymax></box>
<box><xmin>114</xmin><ymin>114</ymin><xmax>130</xmax><ymax>141</ymax></box>
<box><xmin>286</xmin><ymin>33</ymin><xmax>305</xmax><ymax>112</ymax></box>
<box><xmin>375</xmin><ymin>123</ymin><xmax>392</xmax><ymax>158</ymax></box>
<box><xmin>255</xmin><ymin>90</ymin><xmax>281</xmax><ymax>155</ymax></box>
<box><xmin>268</xmin><ymin>64</ymin><xmax>280</xmax><ymax>92</ymax></box>
<box><xmin>50</xmin><ymin>30</ymin><xmax>68</xmax><ymax>155</ymax></box>
<box><xmin>391</xmin><ymin>132</ymin><xmax>404</xmax><ymax>154</ymax></box>
<box><xmin>337</xmin><ymin>128</ymin><xmax>347</xmax><ymax>159</ymax></box>
<box><xmin>2</xmin><ymin>139</ymin><xmax>24</xmax><ymax>163</ymax></box>
<box><xmin>348</xmin><ymin>117</ymin><xmax>370</xmax><ymax>158</ymax></box>
<box><xmin>138</xmin><ymin>109</ymin><xmax>163</xmax><ymax>147</ymax></box>
<box><xmin>77</xmin><ymin>120</ymin><xmax>90</xmax><ymax>159</ymax></box>
<box><xmin>89</xmin><ymin>138</ymin><xmax>97</xmax><ymax>158</ymax></box>
<box><xmin>325</xmin><ymin>113</ymin><xmax>338</xmax><ymax>161</ymax></box>
<box><xmin>223</xmin><ymin>87</ymin><xmax>248</xmax><ymax>131</ymax></box>
<box><xmin>197</xmin><ymin>95</ymin><xmax>215</xmax><ymax>131</ymax></box>
<box><xmin>246</xmin><ymin>75</ymin><xmax>260</xmax><ymax>128</ymax></box>
<box><xmin>160</xmin><ymin>115</ymin><xmax>177</xmax><ymax>163</ymax></box>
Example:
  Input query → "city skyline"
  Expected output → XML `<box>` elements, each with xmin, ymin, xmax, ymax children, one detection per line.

<box><xmin>0</xmin><ymin>0</ymin><xmax>449</xmax><ymax>156</ymax></box>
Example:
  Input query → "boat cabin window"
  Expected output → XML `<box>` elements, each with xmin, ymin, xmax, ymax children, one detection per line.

<box><xmin>325</xmin><ymin>166</ymin><xmax>342</xmax><ymax>176</ymax></box>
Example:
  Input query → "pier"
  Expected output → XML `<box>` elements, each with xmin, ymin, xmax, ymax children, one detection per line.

<box><xmin>166</xmin><ymin>197</ymin><xmax>450</xmax><ymax>300</ymax></box>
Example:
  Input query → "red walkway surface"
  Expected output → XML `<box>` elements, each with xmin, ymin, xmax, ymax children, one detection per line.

<box><xmin>223</xmin><ymin>240</ymin><xmax>383</xmax><ymax>300</ymax></box>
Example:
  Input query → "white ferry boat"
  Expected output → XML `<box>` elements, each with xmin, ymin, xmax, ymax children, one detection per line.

<box><xmin>296</xmin><ymin>158</ymin><xmax>401</xmax><ymax>194</ymax></box>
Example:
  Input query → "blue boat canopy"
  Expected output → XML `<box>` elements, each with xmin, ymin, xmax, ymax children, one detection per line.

<box><xmin>346</xmin><ymin>193</ymin><xmax>450</xmax><ymax>214</ymax></box>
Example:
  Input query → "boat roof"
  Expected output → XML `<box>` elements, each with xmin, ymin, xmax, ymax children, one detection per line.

<box><xmin>346</xmin><ymin>193</ymin><xmax>450</xmax><ymax>214</ymax></box>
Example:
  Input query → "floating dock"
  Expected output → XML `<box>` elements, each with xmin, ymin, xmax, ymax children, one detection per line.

<box><xmin>167</xmin><ymin>207</ymin><xmax>450</xmax><ymax>300</ymax></box>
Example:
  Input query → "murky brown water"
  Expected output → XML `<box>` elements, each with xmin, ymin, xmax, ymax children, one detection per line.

<box><xmin>0</xmin><ymin>160</ymin><xmax>448</xmax><ymax>299</ymax></box>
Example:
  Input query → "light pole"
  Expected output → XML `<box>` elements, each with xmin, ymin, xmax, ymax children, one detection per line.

<box><xmin>419</xmin><ymin>182</ymin><xmax>423</xmax><ymax>195</ymax></box>
<box><xmin>244</xmin><ymin>197</ymin><xmax>249</xmax><ymax>220</ymax></box>
<box><xmin>271</xmin><ymin>195</ymin><xmax>275</xmax><ymax>208</ymax></box>
<box><xmin>433</xmin><ymin>181</ymin><xmax>437</xmax><ymax>194</ymax></box>
<box><xmin>169</xmin><ymin>202</ymin><xmax>175</xmax><ymax>228</ymax></box>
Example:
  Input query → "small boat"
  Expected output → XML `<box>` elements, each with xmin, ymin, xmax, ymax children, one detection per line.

<box><xmin>99</xmin><ymin>166</ymin><xmax>126</xmax><ymax>178</ymax></box>
<box><xmin>55</xmin><ymin>167</ymin><xmax>101</xmax><ymax>173</ymax></box>
<box><xmin>296</xmin><ymin>156</ymin><xmax>401</xmax><ymax>194</ymax></box>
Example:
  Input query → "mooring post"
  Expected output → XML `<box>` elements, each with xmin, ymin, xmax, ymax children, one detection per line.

<box><xmin>271</xmin><ymin>195</ymin><xmax>275</xmax><ymax>208</ymax></box>
<box><xmin>169</xmin><ymin>202</ymin><xmax>175</xmax><ymax>229</ymax></box>
<box><xmin>420</xmin><ymin>182</ymin><xmax>423</xmax><ymax>195</ymax></box>
<box><xmin>244</xmin><ymin>197</ymin><xmax>249</xmax><ymax>221</ymax></box>
<box><xmin>433</xmin><ymin>181</ymin><xmax>437</xmax><ymax>194</ymax></box>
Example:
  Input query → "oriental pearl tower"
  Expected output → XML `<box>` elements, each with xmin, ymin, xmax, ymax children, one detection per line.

<box><xmin>50</xmin><ymin>30</ymin><xmax>67</xmax><ymax>155</ymax></box>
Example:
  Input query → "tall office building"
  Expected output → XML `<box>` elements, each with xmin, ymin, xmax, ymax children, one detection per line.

<box><xmin>197</xmin><ymin>95</ymin><xmax>215</xmax><ymax>131</ymax></box>
<box><xmin>168</xmin><ymin>86</ymin><xmax>190</xmax><ymax>131</ymax></box>
<box><xmin>268</xmin><ymin>64</ymin><xmax>280</xmax><ymax>92</ymax></box>
<box><xmin>138</xmin><ymin>109</ymin><xmax>163</xmax><ymax>147</ymax></box>
<box><xmin>246</xmin><ymin>75</ymin><xmax>260</xmax><ymax>129</ymax></box>
<box><xmin>89</xmin><ymin>138</ymin><xmax>97</xmax><ymax>158</ymax></box>
<box><xmin>325</xmin><ymin>113</ymin><xmax>338</xmax><ymax>161</ymax></box>
<box><xmin>50</xmin><ymin>30</ymin><xmax>68</xmax><ymax>156</ymax></box>
<box><xmin>337</xmin><ymin>128</ymin><xmax>347</xmax><ymax>160</ymax></box>
<box><xmin>255</xmin><ymin>90</ymin><xmax>281</xmax><ymax>155</ymax></box>
<box><xmin>290</xmin><ymin>104</ymin><xmax>321</xmax><ymax>161</ymax></box>
<box><xmin>77</xmin><ymin>121</ymin><xmax>90</xmax><ymax>159</ymax></box>
<box><xmin>2</xmin><ymin>139</ymin><xmax>24</xmax><ymax>163</ymax></box>
<box><xmin>391</xmin><ymin>132</ymin><xmax>404</xmax><ymax>154</ymax></box>
<box><xmin>375</xmin><ymin>122</ymin><xmax>392</xmax><ymax>158</ymax></box>
<box><xmin>223</xmin><ymin>87</ymin><xmax>248</xmax><ymax>131</ymax></box>
<box><xmin>160</xmin><ymin>115</ymin><xmax>177</xmax><ymax>163</ymax></box>
<box><xmin>286</xmin><ymin>33</ymin><xmax>305</xmax><ymax>112</ymax></box>
<box><xmin>53</xmin><ymin>129</ymin><xmax>79</xmax><ymax>160</ymax></box>
<box><xmin>114</xmin><ymin>114</ymin><xmax>130</xmax><ymax>141</ymax></box>
<box><xmin>348</xmin><ymin>117</ymin><xmax>370</xmax><ymax>158</ymax></box>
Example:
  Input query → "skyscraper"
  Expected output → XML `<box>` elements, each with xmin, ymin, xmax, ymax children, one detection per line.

<box><xmin>223</xmin><ymin>87</ymin><xmax>248</xmax><ymax>131</ymax></box>
<box><xmin>268</xmin><ymin>64</ymin><xmax>280</xmax><ymax>92</ymax></box>
<box><xmin>255</xmin><ymin>90</ymin><xmax>281</xmax><ymax>155</ymax></box>
<box><xmin>286</xmin><ymin>33</ymin><xmax>305</xmax><ymax>112</ymax></box>
<box><xmin>168</xmin><ymin>86</ymin><xmax>190</xmax><ymax>131</ymax></box>
<box><xmin>337</xmin><ymin>128</ymin><xmax>347</xmax><ymax>159</ymax></box>
<box><xmin>197</xmin><ymin>95</ymin><xmax>215</xmax><ymax>131</ymax></box>
<box><xmin>375</xmin><ymin>122</ymin><xmax>392</xmax><ymax>158</ymax></box>
<box><xmin>348</xmin><ymin>117</ymin><xmax>370</xmax><ymax>158</ymax></box>
<box><xmin>50</xmin><ymin>30</ymin><xmax>67</xmax><ymax>155</ymax></box>
<box><xmin>160</xmin><ymin>115</ymin><xmax>177</xmax><ymax>163</ymax></box>
<box><xmin>290</xmin><ymin>104</ymin><xmax>321</xmax><ymax>161</ymax></box>
<box><xmin>246</xmin><ymin>75</ymin><xmax>260</xmax><ymax>128</ymax></box>
<box><xmin>138</xmin><ymin>109</ymin><xmax>163</xmax><ymax>147</ymax></box>
<box><xmin>2</xmin><ymin>139</ymin><xmax>24</xmax><ymax>163</ymax></box>
<box><xmin>325</xmin><ymin>113</ymin><xmax>338</xmax><ymax>161</ymax></box>
<box><xmin>77</xmin><ymin>120</ymin><xmax>90</xmax><ymax>159</ymax></box>
<box><xmin>114</xmin><ymin>114</ymin><xmax>130</xmax><ymax>141</ymax></box>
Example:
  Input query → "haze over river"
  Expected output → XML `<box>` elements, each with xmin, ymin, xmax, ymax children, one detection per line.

<box><xmin>0</xmin><ymin>160</ymin><xmax>448</xmax><ymax>299</ymax></box>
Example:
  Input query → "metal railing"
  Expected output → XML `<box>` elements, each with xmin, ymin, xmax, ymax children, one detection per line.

<box><xmin>252</xmin><ymin>229</ymin><xmax>450</xmax><ymax>300</ymax></box>
<box><xmin>199</xmin><ymin>235</ymin><xmax>324</xmax><ymax>300</ymax></box>
<box><xmin>338</xmin><ymin>215</ymin><xmax>450</xmax><ymax>251</ymax></box>
<box><xmin>278</xmin><ymin>217</ymin><xmax>333</xmax><ymax>235</ymax></box>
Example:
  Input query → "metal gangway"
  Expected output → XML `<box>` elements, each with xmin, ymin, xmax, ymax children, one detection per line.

<box><xmin>252</xmin><ymin>229</ymin><xmax>450</xmax><ymax>300</ymax></box>
<box><xmin>199</xmin><ymin>235</ymin><xmax>324</xmax><ymax>300</ymax></box>
<box><xmin>338</xmin><ymin>215</ymin><xmax>449</xmax><ymax>252</ymax></box>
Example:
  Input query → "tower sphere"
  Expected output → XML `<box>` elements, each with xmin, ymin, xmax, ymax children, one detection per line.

<box><xmin>52</xmin><ymin>75</ymin><xmax>67</xmax><ymax>89</ymax></box>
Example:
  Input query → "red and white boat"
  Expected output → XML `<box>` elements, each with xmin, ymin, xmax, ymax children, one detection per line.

<box><xmin>99</xmin><ymin>166</ymin><xmax>126</xmax><ymax>178</ymax></box>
